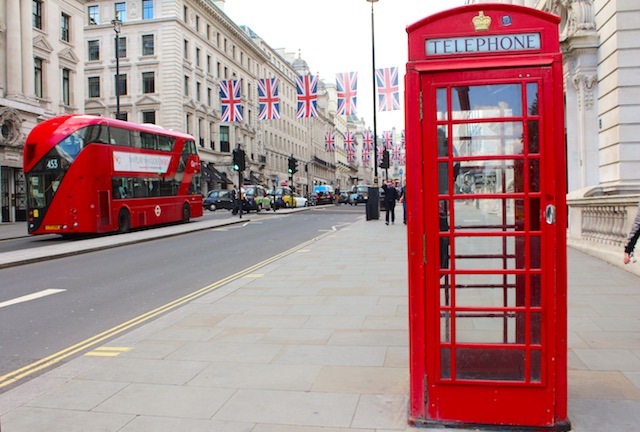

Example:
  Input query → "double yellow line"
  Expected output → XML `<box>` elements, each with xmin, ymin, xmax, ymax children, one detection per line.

<box><xmin>0</xmin><ymin>229</ymin><xmax>334</xmax><ymax>390</ymax></box>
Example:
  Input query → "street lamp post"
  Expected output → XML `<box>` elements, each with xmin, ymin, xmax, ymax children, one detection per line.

<box><xmin>111</xmin><ymin>19</ymin><xmax>122</xmax><ymax>120</ymax></box>
<box><xmin>366</xmin><ymin>0</ymin><xmax>380</xmax><ymax>220</ymax></box>
<box><xmin>367</xmin><ymin>0</ymin><xmax>379</xmax><ymax>188</ymax></box>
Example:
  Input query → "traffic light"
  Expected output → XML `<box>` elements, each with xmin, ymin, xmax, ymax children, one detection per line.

<box><xmin>380</xmin><ymin>150</ymin><xmax>390</xmax><ymax>169</ymax></box>
<box><xmin>288</xmin><ymin>155</ymin><xmax>298</xmax><ymax>174</ymax></box>
<box><xmin>232</xmin><ymin>148</ymin><xmax>245</xmax><ymax>171</ymax></box>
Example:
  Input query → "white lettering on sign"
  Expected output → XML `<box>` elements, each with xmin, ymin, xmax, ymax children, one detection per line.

<box><xmin>113</xmin><ymin>151</ymin><xmax>171</xmax><ymax>173</ymax></box>
<box><xmin>426</xmin><ymin>33</ymin><xmax>541</xmax><ymax>56</ymax></box>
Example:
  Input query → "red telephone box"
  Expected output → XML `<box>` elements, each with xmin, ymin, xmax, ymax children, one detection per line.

<box><xmin>405</xmin><ymin>4</ymin><xmax>569</xmax><ymax>430</ymax></box>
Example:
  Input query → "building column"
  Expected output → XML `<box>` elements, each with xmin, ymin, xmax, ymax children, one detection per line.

<box><xmin>20</xmin><ymin>0</ymin><xmax>35</xmax><ymax>99</ymax></box>
<box><xmin>5</xmin><ymin>0</ymin><xmax>22</xmax><ymax>98</ymax></box>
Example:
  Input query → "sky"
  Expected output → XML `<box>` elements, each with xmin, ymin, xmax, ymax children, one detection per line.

<box><xmin>221</xmin><ymin>0</ymin><xmax>467</xmax><ymax>133</ymax></box>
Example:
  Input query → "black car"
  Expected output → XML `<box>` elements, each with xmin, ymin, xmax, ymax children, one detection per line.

<box><xmin>203</xmin><ymin>189</ymin><xmax>234</xmax><ymax>211</ymax></box>
<box><xmin>348</xmin><ymin>185</ymin><xmax>372</xmax><ymax>205</ymax></box>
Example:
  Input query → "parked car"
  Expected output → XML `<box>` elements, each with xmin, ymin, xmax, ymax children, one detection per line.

<box><xmin>337</xmin><ymin>191</ymin><xmax>349</xmax><ymax>204</ymax></box>
<box><xmin>203</xmin><ymin>189</ymin><xmax>234</xmax><ymax>211</ymax></box>
<box><xmin>348</xmin><ymin>185</ymin><xmax>372</xmax><ymax>205</ymax></box>
<box><xmin>242</xmin><ymin>185</ymin><xmax>271</xmax><ymax>212</ymax></box>
<box><xmin>291</xmin><ymin>192</ymin><xmax>308</xmax><ymax>207</ymax></box>
<box><xmin>313</xmin><ymin>185</ymin><xmax>335</xmax><ymax>205</ymax></box>
<box><xmin>268</xmin><ymin>186</ymin><xmax>295</xmax><ymax>209</ymax></box>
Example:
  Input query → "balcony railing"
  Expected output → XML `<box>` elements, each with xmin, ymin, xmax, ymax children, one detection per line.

<box><xmin>567</xmin><ymin>193</ymin><xmax>640</xmax><ymax>274</ymax></box>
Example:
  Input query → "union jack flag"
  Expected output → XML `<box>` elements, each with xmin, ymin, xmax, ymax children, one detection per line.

<box><xmin>343</xmin><ymin>131</ymin><xmax>355</xmax><ymax>151</ymax></box>
<box><xmin>362</xmin><ymin>149</ymin><xmax>371</xmax><ymax>168</ymax></box>
<box><xmin>220</xmin><ymin>79</ymin><xmax>243</xmax><ymax>122</ymax></box>
<box><xmin>383</xmin><ymin>130</ymin><xmax>394</xmax><ymax>150</ymax></box>
<box><xmin>344</xmin><ymin>131</ymin><xmax>356</xmax><ymax>164</ymax></box>
<box><xmin>258</xmin><ymin>77</ymin><xmax>280</xmax><ymax>120</ymax></box>
<box><xmin>336</xmin><ymin>72</ymin><xmax>357</xmax><ymax>116</ymax></box>
<box><xmin>362</xmin><ymin>129</ymin><xmax>374</xmax><ymax>152</ymax></box>
<box><xmin>377</xmin><ymin>143</ymin><xmax>384</xmax><ymax>160</ymax></box>
<box><xmin>325</xmin><ymin>131</ymin><xmax>335</xmax><ymax>152</ymax></box>
<box><xmin>392</xmin><ymin>144</ymin><xmax>402</xmax><ymax>162</ymax></box>
<box><xmin>375</xmin><ymin>67</ymin><xmax>400</xmax><ymax>112</ymax></box>
<box><xmin>296</xmin><ymin>74</ymin><xmax>318</xmax><ymax>118</ymax></box>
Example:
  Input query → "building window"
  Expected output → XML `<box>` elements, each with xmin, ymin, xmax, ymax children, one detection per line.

<box><xmin>196</xmin><ymin>82</ymin><xmax>201</xmax><ymax>101</ymax></box>
<box><xmin>142</xmin><ymin>0</ymin><xmax>153</xmax><ymax>20</ymax></box>
<box><xmin>184</xmin><ymin>76</ymin><xmax>189</xmax><ymax>96</ymax></box>
<box><xmin>207</xmin><ymin>55</ymin><xmax>211</xmax><ymax>74</ymax></box>
<box><xmin>62</xmin><ymin>68</ymin><xmax>70</xmax><ymax>105</ymax></box>
<box><xmin>115</xmin><ymin>112</ymin><xmax>128</xmax><ymax>122</ymax></box>
<box><xmin>186</xmin><ymin>113</ymin><xmax>192</xmax><ymax>134</ymax></box>
<box><xmin>220</xmin><ymin>126</ymin><xmax>230</xmax><ymax>153</ymax></box>
<box><xmin>183</xmin><ymin>6</ymin><xmax>188</xmax><ymax>22</ymax></box>
<box><xmin>61</xmin><ymin>13</ymin><xmax>70</xmax><ymax>42</ymax></box>
<box><xmin>142</xmin><ymin>111</ymin><xmax>156</xmax><ymax>124</ymax></box>
<box><xmin>183</xmin><ymin>39</ymin><xmax>189</xmax><ymax>60</ymax></box>
<box><xmin>115</xmin><ymin>2</ymin><xmax>126</xmax><ymax>21</ymax></box>
<box><xmin>142</xmin><ymin>35</ymin><xmax>154</xmax><ymax>56</ymax></box>
<box><xmin>207</xmin><ymin>24</ymin><xmax>211</xmax><ymax>40</ymax></box>
<box><xmin>196</xmin><ymin>47</ymin><xmax>201</xmax><ymax>67</ymax></box>
<box><xmin>209</xmin><ymin>122</ymin><xmax>215</xmax><ymax>149</ymax></box>
<box><xmin>34</xmin><ymin>57</ymin><xmax>43</xmax><ymax>98</ymax></box>
<box><xmin>207</xmin><ymin>87</ymin><xmax>212</xmax><ymax>106</ymax></box>
<box><xmin>33</xmin><ymin>1</ymin><xmax>43</xmax><ymax>29</ymax></box>
<box><xmin>88</xmin><ymin>77</ymin><xmax>100</xmax><ymax>98</ymax></box>
<box><xmin>142</xmin><ymin>72</ymin><xmax>155</xmax><ymax>94</ymax></box>
<box><xmin>88</xmin><ymin>40</ymin><xmax>100</xmax><ymax>61</ymax></box>
<box><xmin>117</xmin><ymin>74</ymin><xmax>127</xmax><ymax>96</ymax></box>
<box><xmin>116</xmin><ymin>37</ymin><xmax>126</xmax><ymax>59</ymax></box>
<box><xmin>195</xmin><ymin>15</ymin><xmax>200</xmax><ymax>32</ymax></box>
<box><xmin>88</xmin><ymin>5</ymin><xmax>99</xmax><ymax>25</ymax></box>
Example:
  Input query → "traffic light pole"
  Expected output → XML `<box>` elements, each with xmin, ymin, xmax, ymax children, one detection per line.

<box><xmin>237</xmin><ymin>172</ymin><xmax>243</xmax><ymax>218</ymax></box>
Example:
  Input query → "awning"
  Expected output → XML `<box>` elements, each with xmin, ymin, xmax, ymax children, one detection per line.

<box><xmin>200</xmin><ymin>163</ymin><xmax>215</xmax><ymax>181</ymax></box>
<box><xmin>201</xmin><ymin>163</ymin><xmax>232</xmax><ymax>185</ymax></box>
<box><xmin>248</xmin><ymin>172</ymin><xmax>262</xmax><ymax>185</ymax></box>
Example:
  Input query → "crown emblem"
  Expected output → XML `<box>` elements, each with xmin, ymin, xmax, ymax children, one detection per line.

<box><xmin>472</xmin><ymin>11</ymin><xmax>491</xmax><ymax>32</ymax></box>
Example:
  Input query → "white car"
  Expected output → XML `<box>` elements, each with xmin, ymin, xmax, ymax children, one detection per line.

<box><xmin>292</xmin><ymin>192</ymin><xmax>308</xmax><ymax>207</ymax></box>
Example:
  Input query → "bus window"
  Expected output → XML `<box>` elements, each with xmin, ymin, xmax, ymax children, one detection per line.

<box><xmin>146</xmin><ymin>179</ymin><xmax>160</xmax><ymax>197</ymax></box>
<box><xmin>110</xmin><ymin>127</ymin><xmax>131</xmax><ymax>147</ymax></box>
<box><xmin>130</xmin><ymin>131</ymin><xmax>141</xmax><ymax>149</ymax></box>
<box><xmin>85</xmin><ymin>124</ymin><xmax>109</xmax><ymax>144</ymax></box>
<box><xmin>112</xmin><ymin>177</ymin><xmax>132</xmax><ymax>199</ymax></box>
<box><xmin>158</xmin><ymin>135</ymin><xmax>174</xmax><ymax>152</ymax></box>
<box><xmin>140</xmin><ymin>132</ymin><xmax>157</xmax><ymax>150</ymax></box>
<box><xmin>57</xmin><ymin>131</ymin><xmax>84</xmax><ymax>162</ymax></box>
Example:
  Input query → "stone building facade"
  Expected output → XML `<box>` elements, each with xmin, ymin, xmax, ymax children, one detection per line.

<box><xmin>0</xmin><ymin>0</ymin><xmax>85</xmax><ymax>223</ymax></box>
<box><xmin>469</xmin><ymin>0</ymin><xmax>640</xmax><ymax>274</ymax></box>
<box><xmin>82</xmin><ymin>0</ymin><xmax>365</xmax><ymax>198</ymax></box>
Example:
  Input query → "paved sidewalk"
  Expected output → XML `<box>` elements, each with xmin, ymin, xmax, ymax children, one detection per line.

<box><xmin>1</xmin><ymin>213</ymin><xmax>640</xmax><ymax>431</ymax></box>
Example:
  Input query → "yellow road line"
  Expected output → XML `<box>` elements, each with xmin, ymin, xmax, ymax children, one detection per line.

<box><xmin>0</xmin><ymin>229</ymin><xmax>333</xmax><ymax>389</ymax></box>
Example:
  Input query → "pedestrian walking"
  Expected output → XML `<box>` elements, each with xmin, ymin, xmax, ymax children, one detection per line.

<box><xmin>624</xmin><ymin>202</ymin><xmax>640</xmax><ymax>264</ymax></box>
<box><xmin>382</xmin><ymin>179</ymin><xmax>399</xmax><ymax>225</ymax></box>
<box><xmin>231</xmin><ymin>185</ymin><xmax>239</xmax><ymax>215</ymax></box>
<box><xmin>399</xmin><ymin>182</ymin><xmax>406</xmax><ymax>224</ymax></box>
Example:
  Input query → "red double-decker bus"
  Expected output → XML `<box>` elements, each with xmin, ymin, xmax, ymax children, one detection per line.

<box><xmin>24</xmin><ymin>115</ymin><xmax>203</xmax><ymax>235</ymax></box>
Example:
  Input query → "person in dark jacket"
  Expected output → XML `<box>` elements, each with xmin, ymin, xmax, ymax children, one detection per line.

<box><xmin>382</xmin><ymin>180</ymin><xmax>399</xmax><ymax>225</ymax></box>
<box><xmin>624</xmin><ymin>203</ymin><xmax>640</xmax><ymax>264</ymax></box>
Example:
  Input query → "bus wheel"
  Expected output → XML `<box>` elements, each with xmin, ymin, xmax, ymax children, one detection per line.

<box><xmin>118</xmin><ymin>209</ymin><xmax>130</xmax><ymax>233</ymax></box>
<box><xmin>182</xmin><ymin>203</ymin><xmax>191</xmax><ymax>222</ymax></box>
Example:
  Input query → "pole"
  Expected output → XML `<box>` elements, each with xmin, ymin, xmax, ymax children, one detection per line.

<box><xmin>238</xmin><ymin>172</ymin><xmax>243</xmax><ymax>219</ymax></box>
<box><xmin>370</xmin><ymin>0</ymin><xmax>379</xmax><ymax>188</ymax></box>
<box><xmin>114</xmin><ymin>28</ymin><xmax>120</xmax><ymax>119</ymax></box>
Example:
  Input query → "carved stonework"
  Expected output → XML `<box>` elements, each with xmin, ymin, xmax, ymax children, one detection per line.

<box><xmin>545</xmin><ymin>0</ymin><xmax>596</xmax><ymax>41</ymax></box>
<box><xmin>0</xmin><ymin>108</ymin><xmax>25</xmax><ymax>148</ymax></box>
<box><xmin>572</xmin><ymin>73</ymin><xmax>597</xmax><ymax>110</ymax></box>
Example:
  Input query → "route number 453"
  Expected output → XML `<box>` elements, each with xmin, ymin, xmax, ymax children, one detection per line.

<box><xmin>46</xmin><ymin>158</ymin><xmax>59</xmax><ymax>170</ymax></box>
